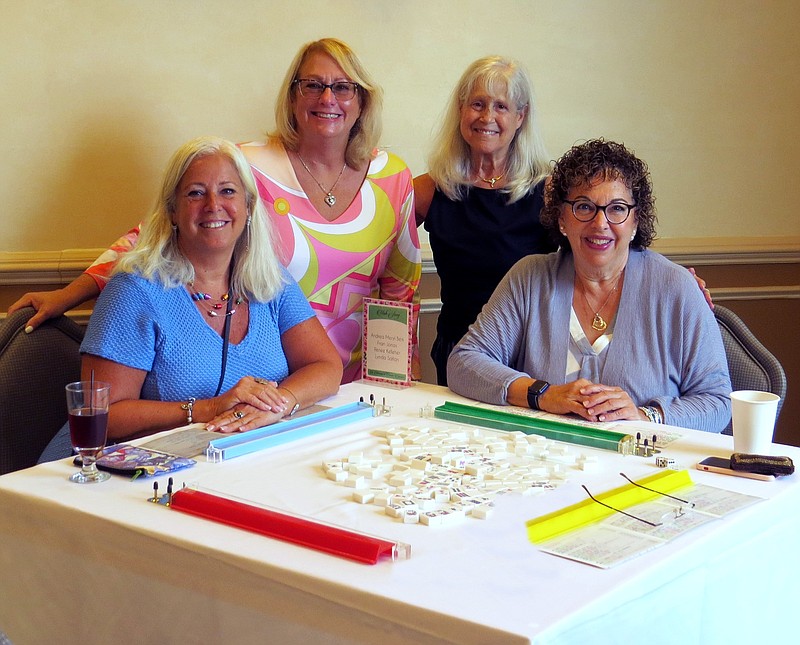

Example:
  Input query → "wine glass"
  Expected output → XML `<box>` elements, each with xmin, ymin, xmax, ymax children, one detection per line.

<box><xmin>66</xmin><ymin>381</ymin><xmax>111</xmax><ymax>483</ymax></box>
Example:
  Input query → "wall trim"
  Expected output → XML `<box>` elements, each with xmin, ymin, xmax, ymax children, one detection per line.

<box><xmin>0</xmin><ymin>250</ymin><xmax>106</xmax><ymax>285</ymax></box>
<box><xmin>421</xmin><ymin>239</ymin><xmax>800</xmax><ymax>273</ymax></box>
<box><xmin>420</xmin><ymin>285</ymin><xmax>800</xmax><ymax>315</ymax></box>
<box><xmin>2</xmin><ymin>240</ymin><xmax>798</xmax><ymax>285</ymax></box>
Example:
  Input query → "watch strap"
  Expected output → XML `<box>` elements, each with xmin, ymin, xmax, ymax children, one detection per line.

<box><xmin>526</xmin><ymin>380</ymin><xmax>550</xmax><ymax>410</ymax></box>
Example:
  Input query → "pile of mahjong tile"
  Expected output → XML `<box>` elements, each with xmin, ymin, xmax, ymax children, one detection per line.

<box><xmin>322</xmin><ymin>423</ymin><xmax>600</xmax><ymax>526</ymax></box>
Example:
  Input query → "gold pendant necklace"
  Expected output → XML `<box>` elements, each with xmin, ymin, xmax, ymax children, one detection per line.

<box><xmin>580</xmin><ymin>273</ymin><xmax>623</xmax><ymax>332</ymax></box>
<box><xmin>478</xmin><ymin>173</ymin><xmax>504</xmax><ymax>188</ymax></box>
<box><xmin>297</xmin><ymin>154</ymin><xmax>346</xmax><ymax>207</ymax></box>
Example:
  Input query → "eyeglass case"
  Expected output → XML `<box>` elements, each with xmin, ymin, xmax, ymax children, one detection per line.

<box><xmin>730</xmin><ymin>453</ymin><xmax>794</xmax><ymax>477</ymax></box>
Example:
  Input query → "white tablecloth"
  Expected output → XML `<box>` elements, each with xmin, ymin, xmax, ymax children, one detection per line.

<box><xmin>1</xmin><ymin>382</ymin><xmax>798</xmax><ymax>644</ymax></box>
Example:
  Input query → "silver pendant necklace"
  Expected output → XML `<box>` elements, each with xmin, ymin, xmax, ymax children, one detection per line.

<box><xmin>296</xmin><ymin>154</ymin><xmax>346</xmax><ymax>207</ymax></box>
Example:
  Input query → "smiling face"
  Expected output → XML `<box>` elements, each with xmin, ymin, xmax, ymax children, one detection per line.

<box><xmin>172</xmin><ymin>153</ymin><xmax>248</xmax><ymax>260</ymax></box>
<box><xmin>559</xmin><ymin>177</ymin><xmax>638</xmax><ymax>277</ymax></box>
<box><xmin>292</xmin><ymin>51</ymin><xmax>362</xmax><ymax>146</ymax></box>
<box><xmin>459</xmin><ymin>84</ymin><xmax>525</xmax><ymax>159</ymax></box>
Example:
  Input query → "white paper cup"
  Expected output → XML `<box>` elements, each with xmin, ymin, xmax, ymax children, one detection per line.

<box><xmin>730</xmin><ymin>390</ymin><xmax>779</xmax><ymax>455</ymax></box>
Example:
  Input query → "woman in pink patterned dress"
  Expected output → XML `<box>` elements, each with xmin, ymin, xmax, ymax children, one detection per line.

<box><xmin>10</xmin><ymin>38</ymin><xmax>421</xmax><ymax>384</ymax></box>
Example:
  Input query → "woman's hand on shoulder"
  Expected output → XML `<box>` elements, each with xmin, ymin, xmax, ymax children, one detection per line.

<box><xmin>8</xmin><ymin>273</ymin><xmax>100</xmax><ymax>332</ymax></box>
<box><xmin>688</xmin><ymin>267</ymin><xmax>714</xmax><ymax>310</ymax></box>
<box><xmin>7</xmin><ymin>290</ymin><xmax>71</xmax><ymax>330</ymax></box>
<box><xmin>413</xmin><ymin>173</ymin><xmax>435</xmax><ymax>227</ymax></box>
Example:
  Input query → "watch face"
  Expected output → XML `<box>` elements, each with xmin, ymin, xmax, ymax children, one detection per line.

<box><xmin>527</xmin><ymin>380</ymin><xmax>549</xmax><ymax>410</ymax></box>
<box><xmin>528</xmin><ymin>380</ymin><xmax>549</xmax><ymax>396</ymax></box>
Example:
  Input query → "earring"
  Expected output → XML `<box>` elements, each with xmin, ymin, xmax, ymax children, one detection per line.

<box><xmin>631</xmin><ymin>230</ymin><xmax>637</xmax><ymax>241</ymax></box>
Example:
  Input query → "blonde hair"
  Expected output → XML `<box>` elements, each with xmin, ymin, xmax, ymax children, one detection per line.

<box><xmin>272</xmin><ymin>38</ymin><xmax>383</xmax><ymax>168</ymax></box>
<box><xmin>115</xmin><ymin>136</ymin><xmax>285</xmax><ymax>301</ymax></box>
<box><xmin>428</xmin><ymin>56</ymin><xmax>550</xmax><ymax>203</ymax></box>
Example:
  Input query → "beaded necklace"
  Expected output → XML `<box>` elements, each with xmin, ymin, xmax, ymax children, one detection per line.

<box><xmin>189</xmin><ymin>284</ymin><xmax>243</xmax><ymax>317</ymax></box>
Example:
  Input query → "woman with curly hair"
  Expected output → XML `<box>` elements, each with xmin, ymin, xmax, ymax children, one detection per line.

<box><xmin>447</xmin><ymin>139</ymin><xmax>731</xmax><ymax>432</ymax></box>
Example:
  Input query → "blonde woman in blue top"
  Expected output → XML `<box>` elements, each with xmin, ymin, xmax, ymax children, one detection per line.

<box><xmin>40</xmin><ymin>137</ymin><xmax>341</xmax><ymax>459</ymax></box>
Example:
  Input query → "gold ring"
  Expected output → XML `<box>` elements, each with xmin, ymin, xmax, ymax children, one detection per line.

<box><xmin>254</xmin><ymin>377</ymin><xmax>269</xmax><ymax>385</ymax></box>
<box><xmin>233</xmin><ymin>410</ymin><xmax>245</xmax><ymax>420</ymax></box>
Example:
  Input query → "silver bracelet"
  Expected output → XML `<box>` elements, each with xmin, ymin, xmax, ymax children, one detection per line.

<box><xmin>180</xmin><ymin>397</ymin><xmax>196</xmax><ymax>424</ymax></box>
<box><xmin>638</xmin><ymin>405</ymin><xmax>662</xmax><ymax>424</ymax></box>
<box><xmin>278</xmin><ymin>385</ymin><xmax>300</xmax><ymax>418</ymax></box>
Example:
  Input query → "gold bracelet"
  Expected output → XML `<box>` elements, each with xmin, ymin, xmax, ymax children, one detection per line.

<box><xmin>279</xmin><ymin>385</ymin><xmax>300</xmax><ymax>417</ymax></box>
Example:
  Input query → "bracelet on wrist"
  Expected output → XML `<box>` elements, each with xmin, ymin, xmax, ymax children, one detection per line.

<box><xmin>279</xmin><ymin>385</ymin><xmax>300</xmax><ymax>417</ymax></box>
<box><xmin>638</xmin><ymin>405</ymin><xmax>662</xmax><ymax>424</ymax></box>
<box><xmin>180</xmin><ymin>397</ymin><xmax>196</xmax><ymax>424</ymax></box>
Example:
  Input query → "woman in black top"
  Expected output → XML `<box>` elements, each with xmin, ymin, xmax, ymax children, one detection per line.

<box><xmin>415</xmin><ymin>56</ymin><xmax>555</xmax><ymax>385</ymax></box>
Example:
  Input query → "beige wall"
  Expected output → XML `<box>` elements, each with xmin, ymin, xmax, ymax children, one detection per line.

<box><xmin>3</xmin><ymin>0</ymin><xmax>800</xmax><ymax>253</ymax></box>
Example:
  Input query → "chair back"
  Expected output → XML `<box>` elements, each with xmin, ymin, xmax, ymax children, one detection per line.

<box><xmin>0</xmin><ymin>307</ymin><xmax>85</xmax><ymax>474</ymax></box>
<box><xmin>714</xmin><ymin>304</ymin><xmax>787</xmax><ymax>435</ymax></box>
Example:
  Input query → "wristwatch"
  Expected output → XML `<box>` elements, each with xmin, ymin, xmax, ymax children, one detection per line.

<box><xmin>526</xmin><ymin>380</ymin><xmax>550</xmax><ymax>411</ymax></box>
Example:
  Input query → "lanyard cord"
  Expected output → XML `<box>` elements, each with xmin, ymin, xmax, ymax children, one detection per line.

<box><xmin>213</xmin><ymin>283</ymin><xmax>234</xmax><ymax>397</ymax></box>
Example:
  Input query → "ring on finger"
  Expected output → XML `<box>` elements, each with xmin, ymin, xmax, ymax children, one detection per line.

<box><xmin>233</xmin><ymin>410</ymin><xmax>245</xmax><ymax>420</ymax></box>
<box><xmin>254</xmin><ymin>377</ymin><xmax>270</xmax><ymax>386</ymax></box>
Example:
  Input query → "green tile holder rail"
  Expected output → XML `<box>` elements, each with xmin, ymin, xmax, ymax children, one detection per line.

<box><xmin>434</xmin><ymin>401</ymin><xmax>635</xmax><ymax>454</ymax></box>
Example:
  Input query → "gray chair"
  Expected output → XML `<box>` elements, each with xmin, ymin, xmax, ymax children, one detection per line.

<box><xmin>714</xmin><ymin>304</ymin><xmax>787</xmax><ymax>435</ymax></box>
<box><xmin>0</xmin><ymin>307</ymin><xmax>85</xmax><ymax>475</ymax></box>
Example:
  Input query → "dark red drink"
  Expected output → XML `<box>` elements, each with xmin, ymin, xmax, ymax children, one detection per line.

<box><xmin>68</xmin><ymin>409</ymin><xmax>109</xmax><ymax>449</ymax></box>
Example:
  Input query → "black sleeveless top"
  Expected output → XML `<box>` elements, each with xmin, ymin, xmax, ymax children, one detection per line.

<box><xmin>424</xmin><ymin>182</ymin><xmax>556</xmax><ymax>342</ymax></box>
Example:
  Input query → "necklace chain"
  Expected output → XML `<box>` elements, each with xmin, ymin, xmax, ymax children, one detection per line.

<box><xmin>296</xmin><ymin>154</ymin><xmax>346</xmax><ymax>207</ymax></box>
<box><xmin>580</xmin><ymin>273</ymin><xmax>623</xmax><ymax>332</ymax></box>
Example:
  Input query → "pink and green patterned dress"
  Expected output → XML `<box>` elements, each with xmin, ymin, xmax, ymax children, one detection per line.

<box><xmin>85</xmin><ymin>139</ymin><xmax>421</xmax><ymax>384</ymax></box>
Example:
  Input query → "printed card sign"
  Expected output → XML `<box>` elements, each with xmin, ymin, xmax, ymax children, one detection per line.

<box><xmin>362</xmin><ymin>298</ymin><xmax>413</xmax><ymax>386</ymax></box>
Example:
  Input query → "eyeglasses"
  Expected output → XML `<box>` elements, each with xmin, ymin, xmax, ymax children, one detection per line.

<box><xmin>582</xmin><ymin>473</ymin><xmax>695</xmax><ymax>528</ymax></box>
<box><xmin>293</xmin><ymin>79</ymin><xmax>359</xmax><ymax>101</ymax></box>
<box><xmin>563</xmin><ymin>199</ymin><xmax>636</xmax><ymax>224</ymax></box>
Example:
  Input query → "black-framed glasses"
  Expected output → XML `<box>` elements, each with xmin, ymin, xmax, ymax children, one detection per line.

<box><xmin>618</xmin><ymin>473</ymin><xmax>695</xmax><ymax>509</ymax></box>
<box><xmin>293</xmin><ymin>79</ymin><xmax>359</xmax><ymax>101</ymax></box>
<box><xmin>563</xmin><ymin>199</ymin><xmax>636</xmax><ymax>224</ymax></box>
<box><xmin>581</xmin><ymin>473</ymin><xmax>694</xmax><ymax>528</ymax></box>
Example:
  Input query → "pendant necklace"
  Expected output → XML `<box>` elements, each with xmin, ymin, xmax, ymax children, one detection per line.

<box><xmin>189</xmin><ymin>284</ymin><xmax>243</xmax><ymax>318</ymax></box>
<box><xmin>478</xmin><ymin>173</ymin><xmax>504</xmax><ymax>188</ymax></box>
<box><xmin>580</xmin><ymin>273</ymin><xmax>623</xmax><ymax>332</ymax></box>
<box><xmin>296</xmin><ymin>154</ymin><xmax>347</xmax><ymax>207</ymax></box>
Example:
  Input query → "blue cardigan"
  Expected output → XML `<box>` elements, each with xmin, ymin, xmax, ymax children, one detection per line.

<box><xmin>447</xmin><ymin>249</ymin><xmax>732</xmax><ymax>432</ymax></box>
